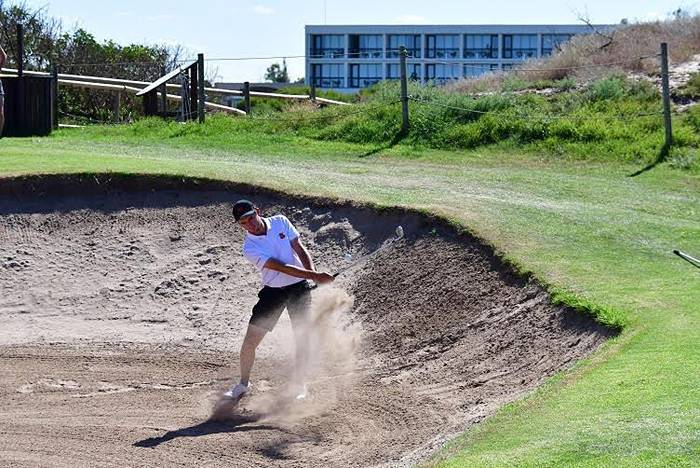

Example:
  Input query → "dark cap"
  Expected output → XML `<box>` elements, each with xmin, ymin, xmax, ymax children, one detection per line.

<box><xmin>232</xmin><ymin>199</ymin><xmax>256</xmax><ymax>221</ymax></box>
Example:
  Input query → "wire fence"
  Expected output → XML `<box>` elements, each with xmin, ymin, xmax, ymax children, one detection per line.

<box><xmin>238</xmin><ymin>99</ymin><xmax>400</xmax><ymax>123</ymax></box>
<box><xmin>408</xmin><ymin>95</ymin><xmax>664</xmax><ymax>122</ymax></box>
<box><xmin>56</xmin><ymin>51</ymin><xmax>661</xmax><ymax>70</ymax></box>
<box><xmin>44</xmin><ymin>44</ymin><xmax>684</xmax><ymax>143</ymax></box>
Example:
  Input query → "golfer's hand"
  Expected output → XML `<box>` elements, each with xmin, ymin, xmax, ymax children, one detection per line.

<box><xmin>313</xmin><ymin>272</ymin><xmax>335</xmax><ymax>284</ymax></box>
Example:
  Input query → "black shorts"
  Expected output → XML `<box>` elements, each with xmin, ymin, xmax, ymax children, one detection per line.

<box><xmin>250</xmin><ymin>280</ymin><xmax>312</xmax><ymax>332</ymax></box>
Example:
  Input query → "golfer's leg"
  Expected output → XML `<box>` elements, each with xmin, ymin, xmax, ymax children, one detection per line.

<box><xmin>288</xmin><ymin>285</ymin><xmax>312</xmax><ymax>384</ymax></box>
<box><xmin>242</xmin><ymin>286</ymin><xmax>286</xmax><ymax>385</ymax></box>
<box><xmin>239</xmin><ymin>324</ymin><xmax>267</xmax><ymax>386</ymax></box>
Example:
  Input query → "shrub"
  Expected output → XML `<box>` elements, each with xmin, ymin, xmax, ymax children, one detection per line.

<box><xmin>677</xmin><ymin>73</ymin><xmax>700</xmax><ymax>99</ymax></box>
<box><xmin>668</xmin><ymin>147</ymin><xmax>698</xmax><ymax>170</ymax></box>
<box><xmin>586</xmin><ymin>76</ymin><xmax>627</xmax><ymax>101</ymax></box>
<box><xmin>684</xmin><ymin>104</ymin><xmax>700</xmax><ymax>132</ymax></box>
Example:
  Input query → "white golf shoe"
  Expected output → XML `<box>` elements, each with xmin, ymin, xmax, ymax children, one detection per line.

<box><xmin>223</xmin><ymin>382</ymin><xmax>249</xmax><ymax>401</ymax></box>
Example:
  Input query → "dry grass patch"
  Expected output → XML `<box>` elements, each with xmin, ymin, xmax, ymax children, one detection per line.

<box><xmin>448</xmin><ymin>15</ymin><xmax>700</xmax><ymax>94</ymax></box>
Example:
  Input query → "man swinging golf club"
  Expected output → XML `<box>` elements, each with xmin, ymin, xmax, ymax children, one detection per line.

<box><xmin>223</xmin><ymin>200</ymin><xmax>335</xmax><ymax>402</ymax></box>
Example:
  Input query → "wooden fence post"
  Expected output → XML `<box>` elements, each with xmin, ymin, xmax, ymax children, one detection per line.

<box><xmin>197</xmin><ymin>53</ymin><xmax>205</xmax><ymax>123</ymax></box>
<box><xmin>243</xmin><ymin>81</ymin><xmax>251</xmax><ymax>115</ymax></box>
<box><xmin>310</xmin><ymin>66</ymin><xmax>317</xmax><ymax>101</ymax></box>
<box><xmin>52</xmin><ymin>64</ymin><xmax>59</xmax><ymax>129</ymax></box>
<box><xmin>399</xmin><ymin>46</ymin><xmax>409</xmax><ymax>135</ymax></box>
<box><xmin>160</xmin><ymin>65</ymin><xmax>167</xmax><ymax>112</ymax></box>
<box><xmin>113</xmin><ymin>92</ymin><xmax>121</xmax><ymax>123</ymax></box>
<box><xmin>17</xmin><ymin>24</ymin><xmax>24</xmax><ymax>77</ymax></box>
<box><xmin>660</xmin><ymin>42</ymin><xmax>673</xmax><ymax>150</ymax></box>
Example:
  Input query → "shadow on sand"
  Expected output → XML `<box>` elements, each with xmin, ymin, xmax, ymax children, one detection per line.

<box><xmin>133</xmin><ymin>413</ymin><xmax>287</xmax><ymax>448</ymax></box>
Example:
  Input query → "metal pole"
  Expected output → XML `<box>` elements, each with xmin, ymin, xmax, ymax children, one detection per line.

<box><xmin>660</xmin><ymin>42</ymin><xmax>673</xmax><ymax>149</ymax></box>
<box><xmin>399</xmin><ymin>46</ymin><xmax>409</xmax><ymax>135</ymax></box>
<box><xmin>197</xmin><ymin>53</ymin><xmax>205</xmax><ymax>123</ymax></box>
<box><xmin>243</xmin><ymin>81</ymin><xmax>251</xmax><ymax>115</ymax></box>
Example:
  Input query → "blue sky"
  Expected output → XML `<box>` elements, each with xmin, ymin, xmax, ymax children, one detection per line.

<box><xmin>20</xmin><ymin>0</ymin><xmax>694</xmax><ymax>82</ymax></box>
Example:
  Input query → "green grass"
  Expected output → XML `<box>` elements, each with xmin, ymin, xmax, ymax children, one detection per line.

<box><xmin>677</xmin><ymin>72</ymin><xmax>700</xmax><ymax>99</ymax></box>
<box><xmin>172</xmin><ymin>76</ymin><xmax>699</xmax><ymax>171</ymax></box>
<box><xmin>58</xmin><ymin>74</ymin><xmax>700</xmax><ymax>172</ymax></box>
<box><xmin>1</xmin><ymin>121</ymin><xmax>698</xmax><ymax>467</ymax></box>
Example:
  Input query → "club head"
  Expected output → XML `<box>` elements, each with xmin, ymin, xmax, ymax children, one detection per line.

<box><xmin>395</xmin><ymin>226</ymin><xmax>404</xmax><ymax>239</ymax></box>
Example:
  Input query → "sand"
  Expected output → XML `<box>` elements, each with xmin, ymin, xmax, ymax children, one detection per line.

<box><xmin>0</xmin><ymin>175</ymin><xmax>612</xmax><ymax>467</ymax></box>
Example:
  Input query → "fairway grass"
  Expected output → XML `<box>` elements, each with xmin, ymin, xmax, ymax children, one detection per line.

<box><xmin>1</xmin><ymin>129</ymin><xmax>698</xmax><ymax>467</ymax></box>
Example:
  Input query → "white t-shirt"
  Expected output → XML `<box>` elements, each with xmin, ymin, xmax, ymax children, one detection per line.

<box><xmin>243</xmin><ymin>215</ymin><xmax>305</xmax><ymax>288</ymax></box>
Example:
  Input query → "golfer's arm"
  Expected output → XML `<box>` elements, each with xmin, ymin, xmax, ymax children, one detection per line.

<box><xmin>0</xmin><ymin>47</ymin><xmax>5</xmax><ymax>70</ymax></box>
<box><xmin>291</xmin><ymin>237</ymin><xmax>315</xmax><ymax>271</ymax></box>
<box><xmin>263</xmin><ymin>258</ymin><xmax>318</xmax><ymax>280</ymax></box>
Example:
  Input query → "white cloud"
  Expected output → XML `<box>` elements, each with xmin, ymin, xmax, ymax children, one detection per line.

<box><xmin>392</xmin><ymin>14</ymin><xmax>429</xmax><ymax>24</ymax></box>
<box><xmin>253</xmin><ymin>5</ymin><xmax>276</xmax><ymax>15</ymax></box>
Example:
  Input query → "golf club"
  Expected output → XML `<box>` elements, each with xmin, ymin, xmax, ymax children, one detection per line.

<box><xmin>311</xmin><ymin>225</ymin><xmax>405</xmax><ymax>289</ymax></box>
<box><xmin>673</xmin><ymin>249</ymin><xmax>700</xmax><ymax>270</ymax></box>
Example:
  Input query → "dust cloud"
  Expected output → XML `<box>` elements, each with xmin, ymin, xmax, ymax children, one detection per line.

<box><xmin>211</xmin><ymin>286</ymin><xmax>360</xmax><ymax>423</ymax></box>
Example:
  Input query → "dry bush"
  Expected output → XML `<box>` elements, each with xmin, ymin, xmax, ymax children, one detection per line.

<box><xmin>284</xmin><ymin>100</ymin><xmax>320</xmax><ymax>113</ymax></box>
<box><xmin>447</xmin><ymin>15</ymin><xmax>700</xmax><ymax>94</ymax></box>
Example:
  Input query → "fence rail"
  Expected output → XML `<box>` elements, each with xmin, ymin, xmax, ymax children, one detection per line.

<box><xmin>0</xmin><ymin>67</ymin><xmax>349</xmax><ymax>107</ymax></box>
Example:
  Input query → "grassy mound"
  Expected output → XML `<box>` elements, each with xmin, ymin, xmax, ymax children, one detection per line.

<box><xmin>65</xmin><ymin>75</ymin><xmax>699</xmax><ymax>171</ymax></box>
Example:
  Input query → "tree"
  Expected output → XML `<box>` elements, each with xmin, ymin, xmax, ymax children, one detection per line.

<box><xmin>0</xmin><ymin>1</ymin><xmax>187</xmax><ymax>122</ymax></box>
<box><xmin>265</xmin><ymin>59</ymin><xmax>289</xmax><ymax>83</ymax></box>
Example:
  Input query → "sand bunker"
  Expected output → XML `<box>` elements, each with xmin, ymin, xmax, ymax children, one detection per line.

<box><xmin>0</xmin><ymin>175</ymin><xmax>612</xmax><ymax>467</ymax></box>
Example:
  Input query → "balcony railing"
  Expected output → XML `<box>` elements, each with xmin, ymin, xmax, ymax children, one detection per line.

<box><xmin>387</xmin><ymin>48</ymin><xmax>421</xmax><ymax>58</ymax></box>
<box><xmin>311</xmin><ymin>48</ymin><xmax>345</xmax><ymax>58</ymax></box>
<box><xmin>348</xmin><ymin>48</ymin><xmax>383</xmax><ymax>59</ymax></box>
<box><xmin>312</xmin><ymin>77</ymin><xmax>344</xmax><ymax>88</ymax></box>
<box><xmin>427</xmin><ymin>48</ymin><xmax>460</xmax><ymax>59</ymax></box>
<box><xmin>349</xmin><ymin>77</ymin><xmax>382</xmax><ymax>88</ymax></box>
<box><xmin>464</xmin><ymin>49</ymin><xmax>497</xmax><ymax>59</ymax></box>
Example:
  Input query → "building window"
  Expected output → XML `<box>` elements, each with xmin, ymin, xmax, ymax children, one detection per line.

<box><xmin>311</xmin><ymin>34</ymin><xmax>345</xmax><ymax>58</ymax></box>
<box><xmin>349</xmin><ymin>34</ymin><xmax>383</xmax><ymax>58</ymax></box>
<box><xmin>502</xmin><ymin>34</ymin><xmax>538</xmax><ymax>59</ymax></box>
<box><xmin>464</xmin><ymin>34</ymin><xmax>498</xmax><ymax>59</ymax></box>
<box><xmin>463</xmin><ymin>63</ymin><xmax>499</xmax><ymax>77</ymax></box>
<box><xmin>387</xmin><ymin>34</ymin><xmax>421</xmax><ymax>58</ymax></box>
<box><xmin>387</xmin><ymin>63</ymin><xmax>420</xmax><ymax>80</ymax></box>
<box><xmin>311</xmin><ymin>63</ymin><xmax>344</xmax><ymax>88</ymax></box>
<box><xmin>426</xmin><ymin>34</ymin><xmax>460</xmax><ymax>59</ymax></box>
<box><xmin>425</xmin><ymin>63</ymin><xmax>461</xmax><ymax>84</ymax></box>
<box><xmin>542</xmin><ymin>34</ymin><xmax>572</xmax><ymax>56</ymax></box>
<box><xmin>349</xmin><ymin>63</ymin><xmax>382</xmax><ymax>88</ymax></box>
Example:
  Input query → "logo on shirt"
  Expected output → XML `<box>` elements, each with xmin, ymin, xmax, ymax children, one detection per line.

<box><xmin>279</xmin><ymin>232</ymin><xmax>286</xmax><ymax>240</ymax></box>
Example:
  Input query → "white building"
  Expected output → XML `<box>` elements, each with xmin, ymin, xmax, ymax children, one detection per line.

<box><xmin>305</xmin><ymin>24</ymin><xmax>610</xmax><ymax>92</ymax></box>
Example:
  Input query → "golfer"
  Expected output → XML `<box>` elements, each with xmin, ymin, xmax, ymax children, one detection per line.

<box><xmin>224</xmin><ymin>199</ymin><xmax>335</xmax><ymax>401</ymax></box>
